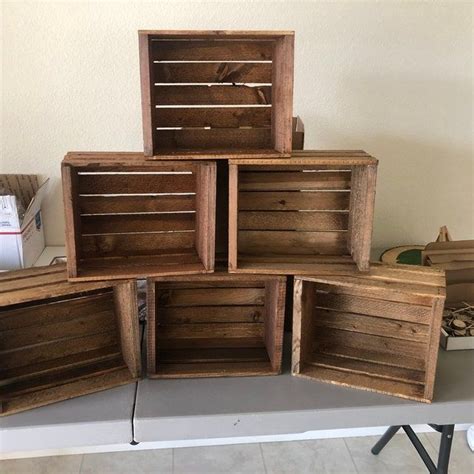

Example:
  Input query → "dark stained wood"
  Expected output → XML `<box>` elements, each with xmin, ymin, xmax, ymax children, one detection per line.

<box><xmin>154</xmin><ymin>128</ymin><xmax>272</xmax><ymax>151</ymax></box>
<box><xmin>0</xmin><ymin>266</ymin><xmax>140</xmax><ymax>416</ymax></box>
<box><xmin>154</xmin><ymin>107</ymin><xmax>271</xmax><ymax>128</ymax></box>
<box><xmin>292</xmin><ymin>265</ymin><xmax>446</xmax><ymax>403</ymax></box>
<box><xmin>150</xmin><ymin>39</ymin><xmax>274</xmax><ymax>61</ymax></box>
<box><xmin>154</xmin><ymin>85</ymin><xmax>271</xmax><ymax>105</ymax></box>
<box><xmin>153</xmin><ymin>62</ymin><xmax>272</xmax><ymax>83</ymax></box>
<box><xmin>79</xmin><ymin>194</ymin><xmax>196</xmax><ymax>214</ymax></box>
<box><xmin>139</xmin><ymin>31</ymin><xmax>294</xmax><ymax>157</ymax></box>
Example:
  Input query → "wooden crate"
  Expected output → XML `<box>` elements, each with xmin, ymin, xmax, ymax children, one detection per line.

<box><xmin>292</xmin><ymin>263</ymin><xmax>446</xmax><ymax>403</ymax></box>
<box><xmin>228</xmin><ymin>150</ymin><xmax>378</xmax><ymax>274</ymax></box>
<box><xmin>139</xmin><ymin>30</ymin><xmax>294</xmax><ymax>158</ymax></box>
<box><xmin>0</xmin><ymin>264</ymin><xmax>140</xmax><ymax>416</ymax></box>
<box><xmin>147</xmin><ymin>272</ymin><xmax>286</xmax><ymax>378</ymax></box>
<box><xmin>62</xmin><ymin>153</ymin><xmax>216</xmax><ymax>281</ymax></box>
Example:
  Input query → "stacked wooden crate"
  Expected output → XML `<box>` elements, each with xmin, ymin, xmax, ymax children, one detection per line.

<box><xmin>1</xmin><ymin>30</ymin><xmax>446</xmax><ymax>416</ymax></box>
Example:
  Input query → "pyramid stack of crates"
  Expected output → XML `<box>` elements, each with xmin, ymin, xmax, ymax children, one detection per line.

<box><xmin>0</xmin><ymin>30</ymin><xmax>446</xmax><ymax>417</ymax></box>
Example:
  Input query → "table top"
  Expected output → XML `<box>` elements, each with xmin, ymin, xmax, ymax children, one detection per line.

<box><xmin>134</xmin><ymin>348</ymin><xmax>474</xmax><ymax>443</ymax></box>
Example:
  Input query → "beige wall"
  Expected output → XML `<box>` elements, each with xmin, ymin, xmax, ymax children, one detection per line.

<box><xmin>2</xmin><ymin>1</ymin><xmax>473</xmax><ymax>248</ymax></box>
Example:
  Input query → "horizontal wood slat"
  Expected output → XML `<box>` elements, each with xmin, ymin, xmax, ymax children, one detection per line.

<box><xmin>0</xmin><ymin>293</ymin><xmax>113</xmax><ymax>332</ymax></box>
<box><xmin>238</xmin><ymin>211</ymin><xmax>348</xmax><ymax>231</ymax></box>
<box><xmin>239</xmin><ymin>171</ymin><xmax>351</xmax><ymax>191</ymax></box>
<box><xmin>157</xmin><ymin>322</ymin><xmax>264</xmax><ymax>340</ymax></box>
<box><xmin>154</xmin><ymin>85</ymin><xmax>271</xmax><ymax>105</ymax></box>
<box><xmin>238</xmin><ymin>191</ymin><xmax>350</xmax><ymax>211</ymax></box>
<box><xmin>155</xmin><ymin>128</ymin><xmax>271</xmax><ymax>150</ymax></box>
<box><xmin>238</xmin><ymin>231</ymin><xmax>348</xmax><ymax>255</ymax></box>
<box><xmin>313</xmin><ymin>309</ymin><xmax>430</xmax><ymax>343</ymax></box>
<box><xmin>0</xmin><ymin>357</ymin><xmax>126</xmax><ymax>399</ymax></box>
<box><xmin>156</xmin><ymin>288</ymin><xmax>265</xmax><ymax>306</ymax></box>
<box><xmin>78</xmin><ymin>173</ymin><xmax>195</xmax><ymax>195</ymax></box>
<box><xmin>315</xmin><ymin>344</ymin><xmax>425</xmax><ymax>372</ymax></box>
<box><xmin>159</xmin><ymin>305</ymin><xmax>265</xmax><ymax>324</ymax></box>
<box><xmin>81</xmin><ymin>232</ymin><xmax>196</xmax><ymax>258</ymax></box>
<box><xmin>81</xmin><ymin>213</ymin><xmax>195</xmax><ymax>235</ymax></box>
<box><xmin>153</xmin><ymin>361</ymin><xmax>274</xmax><ymax>378</ymax></box>
<box><xmin>0</xmin><ymin>346</ymin><xmax>122</xmax><ymax>385</ymax></box>
<box><xmin>309</xmin><ymin>352</ymin><xmax>425</xmax><ymax>385</ymax></box>
<box><xmin>315</xmin><ymin>291</ymin><xmax>432</xmax><ymax>324</ymax></box>
<box><xmin>79</xmin><ymin>195</ymin><xmax>196</xmax><ymax>214</ymax></box>
<box><xmin>153</xmin><ymin>62</ymin><xmax>272</xmax><ymax>83</ymax></box>
<box><xmin>150</xmin><ymin>39</ymin><xmax>274</xmax><ymax>61</ymax></box>
<box><xmin>157</xmin><ymin>347</ymin><xmax>268</xmax><ymax>364</ymax></box>
<box><xmin>2</xmin><ymin>331</ymin><xmax>119</xmax><ymax>371</ymax></box>
<box><xmin>0</xmin><ymin>310</ymin><xmax>116</xmax><ymax>351</ymax></box>
<box><xmin>154</xmin><ymin>107</ymin><xmax>271</xmax><ymax>128</ymax></box>
<box><xmin>156</xmin><ymin>336</ymin><xmax>266</xmax><ymax>350</ymax></box>
<box><xmin>314</xmin><ymin>327</ymin><xmax>427</xmax><ymax>361</ymax></box>
<box><xmin>300</xmin><ymin>364</ymin><xmax>425</xmax><ymax>401</ymax></box>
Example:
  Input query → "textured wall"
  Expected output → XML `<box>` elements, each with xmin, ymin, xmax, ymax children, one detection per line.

<box><xmin>2</xmin><ymin>1</ymin><xmax>473</xmax><ymax>248</ymax></box>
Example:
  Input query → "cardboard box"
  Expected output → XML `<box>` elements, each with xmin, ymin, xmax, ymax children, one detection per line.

<box><xmin>0</xmin><ymin>174</ymin><xmax>49</xmax><ymax>270</ymax></box>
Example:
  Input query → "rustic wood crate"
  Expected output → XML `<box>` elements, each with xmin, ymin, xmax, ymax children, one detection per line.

<box><xmin>0</xmin><ymin>264</ymin><xmax>140</xmax><ymax>416</ymax></box>
<box><xmin>147</xmin><ymin>272</ymin><xmax>286</xmax><ymax>378</ymax></box>
<box><xmin>228</xmin><ymin>151</ymin><xmax>378</xmax><ymax>274</ymax></box>
<box><xmin>292</xmin><ymin>263</ymin><xmax>446</xmax><ymax>403</ymax></box>
<box><xmin>139</xmin><ymin>30</ymin><xmax>294</xmax><ymax>158</ymax></box>
<box><xmin>62</xmin><ymin>153</ymin><xmax>216</xmax><ymax>281</ymax></box>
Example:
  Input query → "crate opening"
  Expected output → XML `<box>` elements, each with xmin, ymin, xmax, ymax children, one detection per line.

<box><xmin>297</xmin><ymin>282</ymin><xmax>429</xmax><ymax>400</ymax></box>
<box><xmin>151</xmin><ymin>281</ymin><xmax>279</xmax><ymax>377</ymax></box>
<box><xmin>73</xmin><ymin>167</ymin><xmax>211</xmax><ymax>279</ymax></box>
<box><xmin>0</xmin><ymin>288</ymin><xmax>137</xmax><ymax>413</ymax></box>
<box><xmin>141</xmin><ymin>33</ymin><xmax>293</xmax><ymax>157</ymax></box>
<box><xmin>236</xmin><ymin>166</ymin><xmax>353</xmax><ymax>267</ymax></box>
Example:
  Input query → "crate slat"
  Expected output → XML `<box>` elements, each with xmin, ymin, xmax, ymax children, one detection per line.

<box><xmin>154</xmin><ymin>107</ymin><xmax>271</xmax><ymax>128</ymax></box>
<box><xmin>62</xmin><ymin>154</ymin><xmax>216</xmax><ymax>281</ymax></box>
<box><xmin>148</xmin><ymin>272</ymin><xmax>285</xmax><ymax>378</ymax></box>
<box><xmin>153</xmin><ymin>62</ymin><xmax>272</xmax><ymax>83</ymax></box>
<box><xmin>150</xmin><ymin>39</ymin><xmax>274</xmax><ymax>61</ymax></box>
<box><xmin>154</xmin><ymin>128</ymin><xmax>272</xmax><ymax>151</ymax></box>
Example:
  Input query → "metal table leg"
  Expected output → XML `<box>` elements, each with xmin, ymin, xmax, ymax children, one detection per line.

<box><xmin>371</xmin><ymin>424</ymin><xmax>455</xmax><ymax>474</ymax></box>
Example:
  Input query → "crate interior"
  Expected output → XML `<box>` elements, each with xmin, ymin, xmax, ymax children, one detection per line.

<box><xmin>73</xmin><ymin>165</ymin><xmax>210</xmax><ymax>279</ymax></box>
<box><xmin>298</xmin><ymin>281</ymin><xmax>432</xmax><ymax>401</ymax></box>
<box><xmin>151</xmin><ymin>279</ymin><xmax>281</xmax><ymax>377</ymax></box>
<box><xmin>236</xmin><ymin>164</ymin><xmax>355</xmax><ymax>270</ymax></box>
<box><xmin>145</xmin><ymin>33</ymin><xmax>292</xmax><ymax>156</ymax></box>
<box><xmin>0</xmin><ymin>287</ymin><xmax>137</xmax><ymax>416</ymax></box>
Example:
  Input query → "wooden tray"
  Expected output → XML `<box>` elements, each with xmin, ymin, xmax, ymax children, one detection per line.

<box><xmin>147</xmin><ymin>272</ymin><xmax>286</xmax><ymax>378</ymax></box>
<box><xmin>139</xmin><ymin>30</ymin><xmax>294</xmax><ymax>158</ymax></box>
<box><xmin>228</xmin><ymin>150</ymin><xmax>378</xmax><ymax>274</ymax></box>
<box><xmin>62</xmin><ymin>153</ymin><xmax>216</xmax><ymax>281</ymax></box>
<box><xmin>0</xmin><ymin>264</ymin><xmax>140</xmax><ymax>416</ymax></box>
<box><xmin>292</xmin><ymin>263</ymin><xmax>446</xmax><ymax>403</ymax></box>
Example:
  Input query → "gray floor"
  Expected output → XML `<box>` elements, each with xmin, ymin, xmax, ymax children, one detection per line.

<box><xmin>0</xmin><ymin>432</ymin><xmax>472</xmax><ymax>474</ymax></box>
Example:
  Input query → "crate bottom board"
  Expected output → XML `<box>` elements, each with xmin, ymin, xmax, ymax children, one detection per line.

<box><xmin>70</xmin><ymin>254</ymin><xmax>211</xmax><ymax>281</ymax></box>
<box><xmin>295</xmin><ymin>362</ymin><xmax>428</xmax><ymax>403</ymax></box>
<box><xmin>1</xmin><ymin>366</ymin><xmax>137</xmax><ymax>417</ymax></box>
<box><xmin>147</xmin><ymin>149</ymin><xmax>290</xmax><ymax>160</ymax></box>
<box><xmin>150</xmin><ymin>345</ymin><xmax>276</xmax><ymax>378</ymax></box>
<box><xmin>231</xmin><ymin>255</ymin><xmax>358</xmax><ymax>275</ymax></box>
